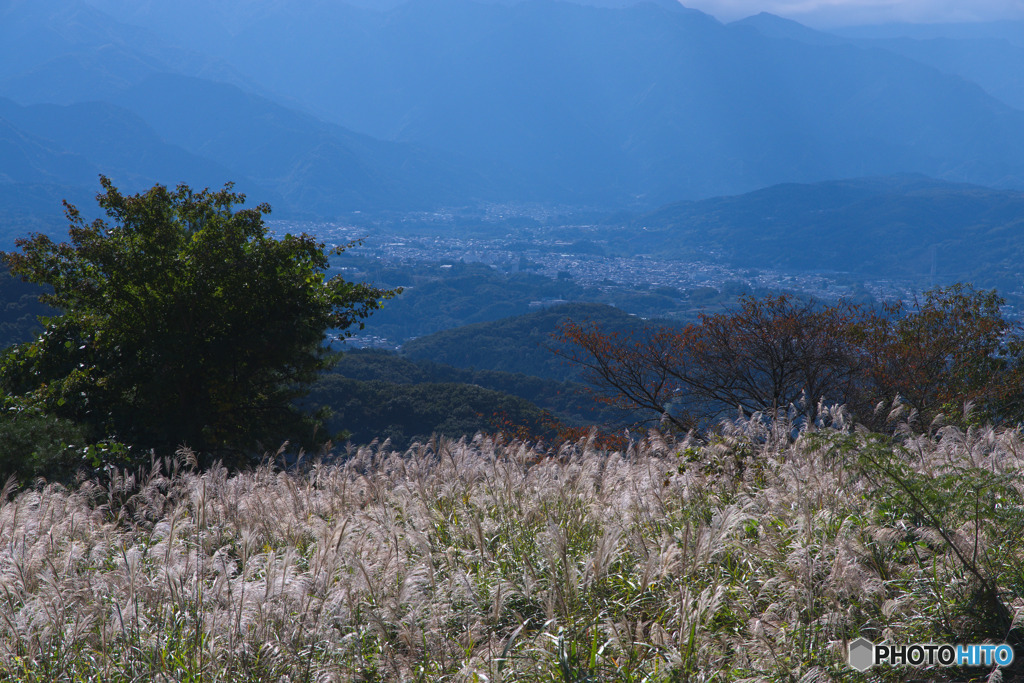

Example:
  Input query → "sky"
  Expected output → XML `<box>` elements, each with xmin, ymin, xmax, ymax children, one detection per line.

<box><xmin>675</xmin><ymin>0</ymin><xmax>1024</xmax><ymax>26</ymax></box>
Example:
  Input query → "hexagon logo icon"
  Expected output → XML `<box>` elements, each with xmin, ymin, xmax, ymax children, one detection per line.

<box><xmin>849</xmin><ymin>637</ymin><xmax>875</xmax><ymax>671</ymax></box>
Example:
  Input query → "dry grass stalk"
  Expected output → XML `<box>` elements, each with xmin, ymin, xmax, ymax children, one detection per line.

<box><xmin>1</xmin><ymin>419</ymin><xmax>1022</xmax><ymax>682</ymax></box>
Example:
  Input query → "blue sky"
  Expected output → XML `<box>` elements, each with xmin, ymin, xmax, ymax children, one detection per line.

<box><xmin>677</xmin><ymin>0</ymin><xmax>1024</xmax><ymax>26</ymax></box>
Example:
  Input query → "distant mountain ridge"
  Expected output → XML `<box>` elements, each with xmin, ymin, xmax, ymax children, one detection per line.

<box><xmin>737</xmin><ymin>14</ymin><xmax>1024</xmax><ymax>111</ymax></box>
<box><xmin>0</xmin><ymin>97</ymin><xmax>239</xmax><ymax>189</ymax></box>
<box><xmin>0</xmin><ymin>0</ymin><xmax>516</xmax><ymax>229</ymax></box>
<box><xmin>0</xmin><ymin>77</ymin><xmax>510</xmax><ymax>242</ymax></box>
<box><xmin>0</xmin><ymin>0</ymin><xmax>255</xmax><ymax>103</ymax></box>
<box><xmin>90</xmin><ymin>0</ymin><xmax>1024</xmax><ymax>204</ymax></box>
<box><xmin>2</xmin><ymin>0</ymin><xmax>1024</xmax><ymax>219</ymax></box>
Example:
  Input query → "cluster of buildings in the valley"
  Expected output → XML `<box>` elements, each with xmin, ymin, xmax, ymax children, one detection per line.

<box><xmin>272</xmin><ymin>219</ymin><xmax>924</xmax><ymax>306</ymax></box>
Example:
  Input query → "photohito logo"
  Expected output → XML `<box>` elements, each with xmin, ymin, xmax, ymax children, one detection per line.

<box><xmin>848</xmin><ymin>638</ymin><xmax>1015</xmax><ymax>672</ymax></box>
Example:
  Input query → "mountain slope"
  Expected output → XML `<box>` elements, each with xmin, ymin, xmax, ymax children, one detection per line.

<box><xmin>0</xmin><ymin>74</ymin><xmax>506</xmax><ymax>230</ymax></box>
<box><xmin>738</xmin><ymin>14</ymin><xmax>1024</xmax><ymax>113</ymax></box>
<box><xmin>125</xmin><ymin>0</ymin><xmax>1024</xmax><ymax>204</ymax></box>
<box><xmin>0</xmin><ymin>97</ymin><xmax>241</xmax><ymax>191</ymax></box>
<box><xmin>0</xmin><ymin>0</ymin><xmax>515</xmax><ymax>216</ymax></box>
<box><xmin>110</xmin><ymin>74</ymin><xmax>517</xmax><ymax>215</ymax></box>
<box><xmin>629</xmin><ymin>176</ymin><xmax>1024</xmax><ymax>289</ymax></box>
<box><xmin>0</xmin><ymin>0</ymin><xmax>251</xmax><ymax>104</ymax></box>
<box><xmin>6</xmin><ymin>0</ymin><xmax>1024</xmax><ymax>210</ymax></box>
<box><xmin>402</xmin><ymin>302</ymin><xmax>648</xmax><ymax>382</ymax></box>
<box><xmin>0</xmin><ymin>95</ymin><xmax>269</xmax><ymax>244</ymax></box>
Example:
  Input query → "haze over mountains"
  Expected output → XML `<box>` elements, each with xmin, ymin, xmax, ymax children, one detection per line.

<box><xmin>1</xmin><ymin>0</ymin><xmax>1023</xmax><ymax>236</ymax></box>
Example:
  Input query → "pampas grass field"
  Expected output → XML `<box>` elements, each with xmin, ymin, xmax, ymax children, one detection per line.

<box><xmin>2</xmin><ymin>407</ymin><xmax>1022</xmax><ymax>682</ymax></box>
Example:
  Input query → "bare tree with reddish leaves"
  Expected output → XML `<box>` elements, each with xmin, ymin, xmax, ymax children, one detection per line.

<box><xmin>555</xmin><ymin>321</ymin><xmax>697</xmax><ymax>431</ymax></box>
<box><xmin>556</xmin><ymin>287</ymin><xmax>1024</xmax><ymax>434</ymax></box>
<box><xmin>556</xmin><ymin>294</ymin><xmax>873</xmax><ymax>431</ymax></box>
<box><xmin>679</xmin><ymin>294</ymin><xmax>872</xmax><ymax>423</ymax></box>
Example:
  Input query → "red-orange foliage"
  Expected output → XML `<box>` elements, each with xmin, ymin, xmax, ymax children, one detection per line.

<box><xmin>857</xmin><ymin>285</ymin><xmax>1022</xmax><ymax>427</ymax></box>
<box><xmin>555</xmin><ymin>286</ymin><xmax>1023</xmax><ymax>433</ymax></box>
<box><xmin>556</xmin><ymin>320</ymin><xmax>696</xmax><ymax>430</ymax></box>
<box><xmin>557</xmin><ymin>294</ymin><xmax>871</xmax><ymax>429</ymax></box>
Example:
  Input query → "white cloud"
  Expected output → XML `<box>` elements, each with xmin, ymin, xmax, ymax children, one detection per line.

<box><xmin>678</xmin><ymin>0</ymin><xmax>1024</xmax><ymax>26</ymax></box>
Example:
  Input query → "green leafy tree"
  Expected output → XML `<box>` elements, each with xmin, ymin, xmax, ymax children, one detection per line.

<box><xmin>1</xmin><ymin>177</ymin><xmax>396</xmax><ymax>460</ymax></box>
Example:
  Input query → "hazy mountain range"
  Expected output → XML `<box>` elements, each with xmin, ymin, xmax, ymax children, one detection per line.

<box><xmin>1</xmin><ymin>0</ymin><xmax>1023</xmax><ymax>234</ymax></box>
